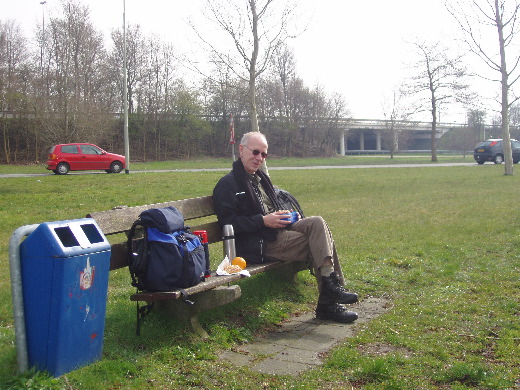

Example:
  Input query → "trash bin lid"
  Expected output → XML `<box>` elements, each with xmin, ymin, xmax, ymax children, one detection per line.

<box><xmin>22</xmin><ymin>218</ymin><xmax>110</xmax><ymax>257</ymax></box>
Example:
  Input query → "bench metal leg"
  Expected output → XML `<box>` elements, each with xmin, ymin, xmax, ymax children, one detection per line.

<box><xmin>136</xmin><ymin>301</ymin><xmax>154</xmax><ymax>336</ymax></box>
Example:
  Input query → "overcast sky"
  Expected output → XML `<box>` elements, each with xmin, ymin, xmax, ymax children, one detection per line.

<box><xmin>2</xmin><ymin>0</ymin><xmax>509</xmax><ymax>124</ymax></box>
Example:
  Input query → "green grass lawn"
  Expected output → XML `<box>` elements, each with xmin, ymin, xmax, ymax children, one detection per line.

<box><xmin>0</xmin><ymin>161</ymin><xmax>518</xmax><ymax>389</ymax></box>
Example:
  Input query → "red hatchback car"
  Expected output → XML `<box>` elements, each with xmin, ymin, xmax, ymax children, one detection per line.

<box><xmin>47</xmin><ymin>143</ymin><xmax>126</xmax><ymax>175</ymax></box>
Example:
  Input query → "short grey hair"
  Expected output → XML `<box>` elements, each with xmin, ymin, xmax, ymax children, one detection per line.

<box><xmin>240</xmin><ymin>131</ymin><xmax>267</xmax><ymax>146</ymax></box>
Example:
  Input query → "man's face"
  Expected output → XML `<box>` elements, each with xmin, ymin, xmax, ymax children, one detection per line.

<box><xmin>240</xmin><ymin>135</ymin><xmax>268</xmax><ymax>174</ymax></box>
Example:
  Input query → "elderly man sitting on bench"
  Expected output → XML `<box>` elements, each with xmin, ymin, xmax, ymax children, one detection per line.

<box><xmin>212</xmin><ymin>131</ymin><xmax>359</xmax><ymax>323</ymax></box>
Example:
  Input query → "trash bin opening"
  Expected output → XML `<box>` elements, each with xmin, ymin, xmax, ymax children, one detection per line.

<box><xmin>54</xmin><ymin>227</ymin><xmax>80</xmax><ymax>247</ymax></box>
<box><xmin>80</xmin><ymin>223</ymin><xmax>104</xmax><ymax>244</ymax></box>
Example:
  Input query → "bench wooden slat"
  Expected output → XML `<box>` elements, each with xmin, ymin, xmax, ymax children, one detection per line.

<box><xmin>192</xmin><ymin>221</ymin><xmax>221</xmax><ymax>244</ymax></box>
<box><xmin>88</xmin><ymin>196</ymin><xmax>215</xmax><ymax>235</ymax></box>
<box><xmin>108</xmin><ymin>242</ymin><xmax>129</xmax><ymax>271</ymax></box>
<box><xmin>130</xmin><ymin>261</ymin><xmax>307</xmax><ymax>302</ymax></box>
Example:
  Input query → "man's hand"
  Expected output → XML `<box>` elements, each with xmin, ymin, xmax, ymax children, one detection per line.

<box><xmin>262</xmin><ymin>210</ymin><xmax>293</xmax><ymax>228</ymax></box>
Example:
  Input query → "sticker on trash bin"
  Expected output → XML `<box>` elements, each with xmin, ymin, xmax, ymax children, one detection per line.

<box><xmin>79</xmin><ymin>257</ymin><xmax>95</xmax><ymax>290</ymax></box>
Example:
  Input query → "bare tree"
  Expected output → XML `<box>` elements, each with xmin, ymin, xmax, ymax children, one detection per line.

<box><xmin>404</xmin><ymin>41</ymin><xmax>471</xmax><ymax>162</ymax></box>
<box><xmin>446</xmin><ymin>0</ymin><xmax>520</xmax><ymax>175</ymax></box>
<box><xmin>195</xmin><ymin>0</ymin><xmax>298</xmax><ymax>134</ymax></box>
<box><xmin>272</xmin><ymin>42</ymin><xmax>296</xmax><ymax>118</ymax></box>
<box><xmin>439</xmin><ymin>109</ymin><xmax>486</xmax><ymax>156</ymax></box>
<box><xmin>47</xmin><ymin>0</ymin><xmax>107</xmax><ymax>142</ymax></box>
<box><xmin>0</xmin><ymin>20</ymin><xmax>29</xmax><ymax>163</ymax></box>
<box><xmin>381</xmin><ymin>89</ymin><xmax>410</xmax><ymax>158</ymax></box>
<box><xmin>110</xmin><ymin>24</ymin><xmax>147</xmax><ymax>115</ymax></box>
<box><xmin>468</xmin><ymin>108</ymin><xmax>487</xmax><ymax>142</ymax></box>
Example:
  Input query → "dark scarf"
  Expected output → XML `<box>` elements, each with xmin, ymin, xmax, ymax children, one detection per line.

<box><xmin>232</xmin><ymin>159</ymin><xmax>281</xmax><ymax>215</ymax></box>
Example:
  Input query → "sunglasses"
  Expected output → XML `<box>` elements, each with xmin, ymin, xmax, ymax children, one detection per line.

<box><xmin>244</xmin><ymin>145</ymin><xmax>268</xmax><ymax>159</ymax></box>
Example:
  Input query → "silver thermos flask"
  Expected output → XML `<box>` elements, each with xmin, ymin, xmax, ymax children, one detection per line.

<box><xmin>222</xmin><ymin>224</ymin><xmax>236</xmax><ymax>260</ymax></box>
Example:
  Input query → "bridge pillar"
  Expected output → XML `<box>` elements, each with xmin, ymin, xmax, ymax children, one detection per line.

<box><xmin>376</xmin><ymin>130</ymin><xmax>382</xmax><ymax>151</ymax></box>
<box><xmin>359</xmin><ymin>132</ymin><xmax>365</xmax><ymax>151</ymax></box>
<box><xmin>339</xmin><ymin>129</ymin><xmax>345</xmax><ymax>155</ymax></box>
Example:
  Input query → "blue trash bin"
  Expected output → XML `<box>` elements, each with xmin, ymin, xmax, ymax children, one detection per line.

<box><xmin>20</xmin><ymin>218</ymin><xmax>111</xmax><ymax>377</ymax></box>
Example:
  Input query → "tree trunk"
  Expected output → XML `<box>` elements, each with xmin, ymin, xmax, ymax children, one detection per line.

<box><xmin>495</xmin><ymin>0</ymin><xmax>514</xmax><ymax>175</ymax></box>
<box><xmin>2</xmin><ymin>115</ymin><xmax>10</xmax><ymax>164</ymax></box>
<box><xmin>249</xmin><ymin>0</ymin><xmax>260</xmax><ymax>133</ymax></box>
<box><xmin>249</xmin><ymin>0</ymin><xmax>267</xmax><ymax>174</ymax></box>
<box><xmin>430</xmin><ymin>85</ymin><xmax>438</xmax><ymax>162</ymax></box>
<box><xmin>249</xmin><ymin>77</ymin><xmax>259</xmax><ymax>133</ymax></box>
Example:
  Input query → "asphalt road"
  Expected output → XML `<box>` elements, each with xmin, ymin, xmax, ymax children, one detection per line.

<box><xmin>0</xmin><ymin>162</ymin><xmax>478</xmax><ymax>178</ymax></box>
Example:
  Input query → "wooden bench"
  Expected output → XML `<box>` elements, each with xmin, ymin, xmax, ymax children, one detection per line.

<box><xmin>87</xmin><ymin>196</ymin><xmax>309</xmax><ymax>337</ymax></box>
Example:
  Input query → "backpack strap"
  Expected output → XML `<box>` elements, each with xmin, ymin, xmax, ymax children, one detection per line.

<box><xmin>176</xmin><ymin>232</ymin><xmax>192</xmax><ymax>289</ymax></box>
<box><xmin>281</xmin><ymin>190</ymin><xmax>305</xmax><ymax>218</ymax></box>
<box><xmin>127</xmin><ymin>220</ymin><xmax>148</xmax><ymax>290</ymax></box>
<box><xmin>178</xmin><ymin>288</ymin><xmax>194</xmax><ymax>305</ymax></box>
<box><xmin>287</xmin><ymin>192</ymin><xmax>305</xmax><ymax>218</ymax></box>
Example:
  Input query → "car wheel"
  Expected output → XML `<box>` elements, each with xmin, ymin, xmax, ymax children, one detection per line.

<box><xmin>110</xmin><ymin>161</ymin><xmax>123</xmax><ymax>173</ymax></box>
<box><xmin>493</xmin><ymin>154</ymin><xmax>504</xmax><ymax>164</ymax></box>
<box><xmin>56</xmin><ymin>162</ymin><xmax>70</xmax><ymax>174</ymax></box>
<box><xmin>477</xmin><ymin>160</ymin><xmax>485</xmax><ymax>165</ymax></box>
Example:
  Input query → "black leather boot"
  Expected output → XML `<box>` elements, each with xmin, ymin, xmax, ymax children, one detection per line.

<box><xmin>316</xmin><ymin>303</ymin><xmax>358</xmax><ymax>323</ymax></box>
<box><xmin>319</xmin><ymin>272</ymin><xmax>358</xmax><ymax>305</ymax></box>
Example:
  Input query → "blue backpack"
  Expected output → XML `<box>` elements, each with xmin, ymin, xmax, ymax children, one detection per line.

<box><xmin>127</xmin><ymin>206</ymin><xmax>206</xmax><ymax>292</ymax></box>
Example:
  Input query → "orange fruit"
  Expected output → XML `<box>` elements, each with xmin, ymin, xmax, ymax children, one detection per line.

<box><xmin>232</xmin><ymin>257</ymin><xmax>247</xmax><ymax>270</ymax></box>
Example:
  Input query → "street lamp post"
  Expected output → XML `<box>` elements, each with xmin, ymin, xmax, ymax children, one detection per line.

<box><xmin>40</xmin><ymin>1</ymin><xmax>46</xmax><ymax>77</ymax></box>
<box><xmin>123</xmin><ymin>0</ymin><xmax>130</xmax><ymax>174</ymax></box>
<box><xmin>38</xmin><ymin>1</ymin><xmax>47</xmax><ymax>162</ymax></box>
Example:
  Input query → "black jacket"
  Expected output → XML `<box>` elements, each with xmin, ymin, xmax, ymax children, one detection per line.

<box><xmin>212</xmin><ymin>159</ymin><xmax>281</xmax><ymax>263</ymax></box>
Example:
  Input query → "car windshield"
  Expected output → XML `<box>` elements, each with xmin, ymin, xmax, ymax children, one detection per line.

<box><xmin>476</xmin><ymin>140</ymin><xmax>500</xmax><ymax>147</ymax></box>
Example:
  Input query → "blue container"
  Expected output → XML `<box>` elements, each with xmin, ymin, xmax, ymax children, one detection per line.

<box><xmin>20</xmin><ymin>218</ymin><xmax>111</xmax><ymax>377</ymax></box>
<box><xmin>282</xmin><ymin>211</ymin><xmax>299</xmax><ymax>224</ymax></box>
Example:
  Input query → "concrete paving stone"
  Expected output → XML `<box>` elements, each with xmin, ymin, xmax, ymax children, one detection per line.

<box><xmin>267</xmin><ymin>327</ymin><xmax>315</xmax><ymax>341</ymax></box>
<box><xmin>254</xmin><ymin>332</ymin><xmax>303</xmax><ymax>347</ymax></box>
<box><xmin>314</xmin><ymin>323</ymin><xmax>357</xmax><ymax>340</ymax></box>
<box><xmin>219</xmin><ymin>350</ymin><xmax>255</xmax><ymax>367</ymax></box>
<box><xmin>218</xmin><ymin>296</ymin><xmax>392</xmax><ymax>376</ymax></box>
<box><xmin>239</xmin><ymin>341</ymin><xmax>287</xmax><ymax>356</ymax></box>
<box><xmin>277</xmin><ymin>318</ymin><xmax>318</xmax><ymax>333</ymax></box>
<box><xmin>282</xmin><ymin>311</ymin><xmax>316</xmax><ymax>323</ymax></box>
<box><xmin>258</xmin><ymin>325</ymin><xmax>317</xmax><ymax>345</ymax></box>
<box><xmin>251</xmin><ymin>358</ymin><xmax>314</xmax><ymax>376</ymax></box>
<box><xmin>271</xmin><ymin>347</ymin><xmax>322</xmax><ymax>365</ymax></box>
<box><xmin>284</xmin><ymin>331</ymin><xmax>338</xmax><ymax>352</ymax></box>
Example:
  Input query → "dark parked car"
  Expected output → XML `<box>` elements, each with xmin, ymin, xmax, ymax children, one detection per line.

<box><xmin>47</xmin><ymin>143</ymin><xmax>126</xmax><ymax>174</ymax></box>
<box><xmin>473</xmin><ymin>139</ymin><xmax>520</xmax><ymax>164</ymax></box>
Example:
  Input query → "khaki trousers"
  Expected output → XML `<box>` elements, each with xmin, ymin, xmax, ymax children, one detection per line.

<box><xmin>265</xmin><ymin>216</ymin><xmax>345</xmax><ymax>287</ymax></box>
